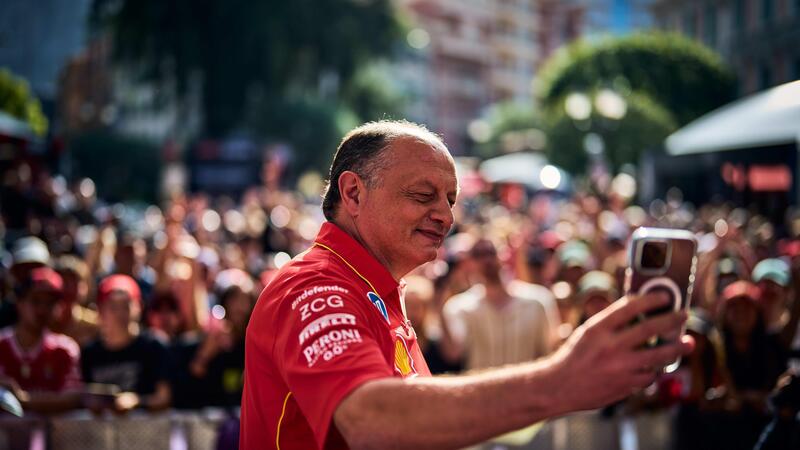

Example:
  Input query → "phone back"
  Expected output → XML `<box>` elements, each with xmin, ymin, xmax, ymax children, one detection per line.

<box><xmin>625</xmin><ymin>227</ymin><xmax>698</xmax><ymax>313</ymax></box>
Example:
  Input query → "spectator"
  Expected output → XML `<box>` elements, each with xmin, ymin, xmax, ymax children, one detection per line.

<box><xmin>52</xmin><ymin>255</ymin><xmax>99</xmax><ymax>346</ymax></box>
<box><xmin>752</xmin><ymin>258</ymin><xmax>792</xmax><ymax>334</ymax></box>
<box><xmin>403</xmin><ymin>274</ymin><xmax>461</xmax><ymax>374</ymax></box>
<box><xmin>187</xmin><ymin>269</ymin><xmax>255</xmax><ymax>407</ymax></box>
<box><xmin>440</xmin><ymin>238</ymin><xmax>556</xmax><ymax>370</ymax></box>
<box><xmin>0</xmin><ymin>267</ymin><xmax>82</xmax><ymax>413</ymax></box>
<box><xmin>81</xmin><ymin>274</ymin><xmax>171</xmax><ymax>413</ymax></box>
<box><xmin>575</xmin><ymin>270</ymin><xmax>618</xmax><ymax>324</ymax></box>
<box><xmin>1</xmin><ymin>236</ymin><xmax>51</xmax><ymax>328</ymax></box>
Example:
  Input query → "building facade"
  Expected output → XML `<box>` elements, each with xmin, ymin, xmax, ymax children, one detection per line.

<box><xmin>397</xmin><ymin>0</ymin><xmax>585</xmax><ymax>154</ymax></box>
<box><xmin>651</xmin><ymin>0</ymin><xmax>800</xmax><ymax>95</ymax></box>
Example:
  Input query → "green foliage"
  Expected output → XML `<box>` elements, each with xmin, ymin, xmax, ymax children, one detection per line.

<box><xmin>545</xmin><ymin>91</ymin><xmax>676</xmax><ymax>174</ymax></box>
<box><xmin>537</xmin><ymin>32</ymin><xmax>735</xmax><ymax>126</ymax></box>
<box><xmin>90</xmin><ymin>0</ymin><xmax>404</xmax><ymax>137</ymax></box>
<box><xmin>69</xmin><ymin>131</ymin><xmax>162</xmax><ymax>202</ymax></box>
<box><xmin>251</xmin><ymin>96</ymin><xmax>359</xmax><ymax>174</ymax></box>
<box><xmin>341</xmin><ymin>63</ymin><xmax>406</xmax><ymax>122</ymax></box>
<box><xmin>474</xmin><ymin>101</ymin><xmax>544</xmax><ymax>158</ymax></box>
<box><xmin>0</xmin><ymin>68</ymin><xmax>48</xmax><ymax>136</ymax></box>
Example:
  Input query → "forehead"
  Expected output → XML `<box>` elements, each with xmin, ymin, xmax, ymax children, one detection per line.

<box><xmin>382</xmin><ymin>137</ymin><xmax>457</xmax><ymax>188</ymax></box>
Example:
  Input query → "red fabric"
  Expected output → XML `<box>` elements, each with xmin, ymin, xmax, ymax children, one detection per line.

<box><xmin>240</xmin><ymin>222</ymin><xmax>430</xmax><ymax>450</ymax></box>
<box><xmin>0</xmin><ymin>327</ymin><xmax>81</xmax><ymax>392</ymax></box>
<box><xmin>97</xmin><ymin>274</ymin><xmax>142</xmax><ymax>307</ymax></box>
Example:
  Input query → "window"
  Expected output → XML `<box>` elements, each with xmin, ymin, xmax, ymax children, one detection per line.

<box><xmin>761</xmin><ymin>0</ymin><xmax>773</xmax><ymax>24</ymax></box>
<box><xmin>683</xmin><ymin>8</ymin><xmax>696</xmax><ymax>36</ymax></box>
<box><xmin>705</xmin><ymin>4</ymin><xmax>717</xmax><ymax>47</ymax></box>
<box><xmin>759</xmin><ymin>63</ymin><xmax>772</xmax><ymax>90</ymax></box>
<box><xmin>735</xmin><ymin>0</ymin><xmax>746</xmax><ymax>29</ymax></box>
<box><xmin>793</xmin><ymin>57</ymin><xmax>800</xmax><ymax>79</ymax></box>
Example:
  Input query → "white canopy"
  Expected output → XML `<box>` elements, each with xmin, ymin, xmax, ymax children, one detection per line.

<box><xmin>666</xmin><ymin>80</ymin><xmax>800</xmax><ymax>156</ymax></box>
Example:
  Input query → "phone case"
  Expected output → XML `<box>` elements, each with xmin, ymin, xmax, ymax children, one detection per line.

<box><xmin>625</xmin><ymin>227</ymin><xmax>698</xmax><ymax>372</ymax></box>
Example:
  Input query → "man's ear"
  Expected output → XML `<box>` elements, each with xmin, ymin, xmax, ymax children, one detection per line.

<box><xmin>338</xmin><ymin>171</ymin><xmax>366</xmax><ymax>217</ymax></box>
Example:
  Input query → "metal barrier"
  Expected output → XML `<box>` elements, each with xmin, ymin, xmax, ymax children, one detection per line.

<box><xmin>0</xmin><ymin>410</ymin><xmax>230</xmax><ymax>450</ymax></box>
<box><xmin>0</xmin><ymin>409</ymin><xmax>675</xmax><ymax>450</ymax></box>
<box><xmin>479</xmin><ymin>410</ymin><xmax>675</xmax><ymax>450</ymax></box>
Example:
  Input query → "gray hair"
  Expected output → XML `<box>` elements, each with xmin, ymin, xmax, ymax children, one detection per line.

<box><xmin>321</xmin><ymin>120</ymin><xmax>444</xmax><ymax>221</ymax></box>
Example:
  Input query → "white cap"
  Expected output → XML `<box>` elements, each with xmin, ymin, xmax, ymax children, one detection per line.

<box><xmin>12</xmin><ymin>236</ymin><xmax>50</xmax><ymax>266</ymax></box>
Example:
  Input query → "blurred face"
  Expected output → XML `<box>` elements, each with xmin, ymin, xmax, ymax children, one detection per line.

<box><xmin>758</xmin><ymin>280</ymin><xmax>788</xmax><ymax>309</ymax></box>
<box><xmin>404</xmin><ymin>291</ymin><xmax>429</xmax><ymax>327</ymax></box>
<box><xmin>725</xmin><ymin>297</ymin><xmax>759</xmax><ymax>336</ymax></box>
<box><xmin>99</xmin><ymin>291</ymin><xmax>140</xmax><ymax>331</ymax></box>
<box><xmin>226</xmin><ymin>290</ymin><xmax>254</xmax><ymax>329</ymax></box>
<box><xmin>470</xmin><ymin>240</ymin><xmax>501</xmax><ymax>283</ymax></box>
<box><xmin>354</xmin><ymin>138</ymin><xmax>458</xmax><ymax>277</ymax></box>
<box><xmin>17</xmin><ymin>289</ymin><xmax>61</xmax><ymax>333</ymax></box>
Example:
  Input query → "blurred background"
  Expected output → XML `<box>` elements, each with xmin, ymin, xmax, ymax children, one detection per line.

<box><xmin>0</xmin><ymin>0</ymin><xmax>799</xmax><ymax>449</ymax></box>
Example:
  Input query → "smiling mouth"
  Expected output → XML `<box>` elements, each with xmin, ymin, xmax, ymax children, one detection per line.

<box><xmin>416</xmin><ymin>229</ymin><xmax>444</xmax><ymax>244</ymax></box>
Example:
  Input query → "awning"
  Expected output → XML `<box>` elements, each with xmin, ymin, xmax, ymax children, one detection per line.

<box><xmin>478</xmin><ymin>152</ymin><xmax>571</xmax><ymax>192</ymax></box>
<box><xmin>666</xmin><ymin>80</ymin><xmax>800</xmax><ymax>156</ymax></box>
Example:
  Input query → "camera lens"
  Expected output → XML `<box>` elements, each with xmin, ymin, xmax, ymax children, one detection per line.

<box><xmin>641</xmin><ymin>241</ymin><xmax>668</xmax><ymax>269</ymax></box>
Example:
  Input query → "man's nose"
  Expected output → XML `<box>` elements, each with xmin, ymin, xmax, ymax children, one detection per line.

<box><xmin>430</xmin><ymin>198</ymin><xmax>454</xmax><ymax>231</ymax></box>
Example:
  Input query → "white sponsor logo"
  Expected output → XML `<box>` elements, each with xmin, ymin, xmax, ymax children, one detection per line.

<box><xmin>298</xmin><ymin>313</ymin><xmax>357</xmax><ymax>344</ymax></box>
<box><xmin>299</xmin><ymin>295</ymin><xmax>344</xmax><ymax>321</ymax></box>
<box><xmin>291</xmin><ymin>286</ymin><xmax>350</xmax><ymax>310</ymax></box>
<box><xmin>302</xmin><ymin>328</ymin><xmax>362</xmax><ymax>367</ymax></box>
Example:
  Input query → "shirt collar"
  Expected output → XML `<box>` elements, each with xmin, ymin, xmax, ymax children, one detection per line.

<box><xmin>314</xmin><ymin>222</ymin><xmax>399</xmax><ymax>298</ymax></box>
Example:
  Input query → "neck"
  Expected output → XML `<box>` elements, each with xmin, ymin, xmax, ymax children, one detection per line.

<box><xmin>484</xmin><ymin>282</ymin><xmax>510</xmax><ymax>307</ymax></box>
<box><xmin>15</xmin><ymin>324</ymin><xmax>43</xmax><ymax>351</ymax></box>
<box><xmin>103</xmin><ymin>323</ymin><xmax>138</xmax><ymax>350</ymax></box>
<box><xmin>330</xmin><ymin>218</ymin><xmax>405</xmax><ymax>281</ymax></box>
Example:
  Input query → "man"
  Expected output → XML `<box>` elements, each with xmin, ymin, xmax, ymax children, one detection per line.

<box><xmin>576</xmin><ymin>270</ymin><xmax>619</xmax><ymax>324</ymax></box>
<box><xmin>241</xmin><ymin>120</ymin><xmax>692</xmax><ymax>450</ymax></box>
<box><xmin>52</xmin><ymin>255</ymin><xmax>99</xmax><ymax>346</ymax></box>
<box><xmin>81</xmin><ymin>274</ymin><xmax>171</xmax><ymax>413</ymax></box>
<box><xmin>0</xmin><ymin>267</ymin><xmax>82</xmax><ymax>413</ymax></box>
<box><xmin>751</xmin><ymin>258</ymin><xmax>792</xmax><ymax>334</ymax></box>
<box><xmin>440</xmin><ymin>238</ymin><xmax>557</xmax><ymax>370</ymax></box>
<box><xmin>0</xmin><ymin>236</ymin><xmax>51</xmax><ymax>328</ymax></box>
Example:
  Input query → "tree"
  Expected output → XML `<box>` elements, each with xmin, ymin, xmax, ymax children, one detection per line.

<box><xmin>0</xmin><ymin>68</ymin><xmax>48</xmax><ymax>136</ymax></box>
<box><xmin>90</xmin><ymin>0</ymin><xmax>404</xmax><ymax>137</ymax></box>
<box><xmin>472</xmin><ymin>101</ymin><xmax>545</xmax><ymax>159</ymax></box>
<box><xmin>69</xmin><ymin>130</ymin><xmax>161</xmax><ymax>202</ymax></box>
<box><xmin>544</xmin><ymin>91</ymin><xmax>676</xmax><ymax>174</ymax></box>
<box><xmin>537</xmin><ymin>32</ymin><xmax>736</xmax><ymax>127</ymax></box>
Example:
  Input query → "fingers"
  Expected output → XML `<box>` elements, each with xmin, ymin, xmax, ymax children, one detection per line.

<box><xmin>595</xmin><ymin>291</ymin><xmax>673</xmax><ymax>331</ymax></box>
<box><xmin>626</xmin><ymin>336</ymin><xmax>694</xmax><ymax>371</ymax></box>
<box><xmin>616</xmin><ymin>310</ymin><xmax>687</xmax><ymax>350</ymax></box>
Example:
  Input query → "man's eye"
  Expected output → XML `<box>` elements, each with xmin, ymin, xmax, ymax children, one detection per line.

<box><xmin>413</xmin><ymin>193</ymin><xmax>434</xmax><ymax>203</ymax></box>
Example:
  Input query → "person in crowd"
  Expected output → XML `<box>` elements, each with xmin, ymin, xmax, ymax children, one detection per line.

<box><xmin>752</xmin><ymin>259</ymin><xmax>793</xmax><ymax>336</ymax></box>
<box><xmin>1</xmin><ymin>236</ymin><xmax>51</xmax><ymax>328</ymax></box>
<box><xmin>0</xmin><ymin>267</ymin><xmax>82</xmax><ymax>413</ymax></box>
<box><xmin>716</xmin><ymin>280</ymin><xmax>788</xmax><ymax>450</ymax></box>
<box><xmin>403</xmin><ymin>274</ymin><xmax>461</xmax><ymax>374</ymax></box>
<box><xmin>440</xmin><ymin>237</ymin><xmax>557</xmax><ymax>370</ymax></box>
<box><xmin>187</xmin><ymin>268</ymin><xmax>255</xmax><ymax>407</ymax></box>
<box><xmin>575</xmin><ymin>270</ymin><xmax>618</xmax><ymax>325</ymax></box>
<box><xmin>113</xmin><ymin>233</ymin><xmax>156</xmax><ymax>308</ymax></box>
<box><xmin>51</xmin><ymin>255</ymin><xmax>98</xmax><ymax>346</ymax></box>
<box><xmin>754</xmin><ymin>368</ymin><xmax>800</xmax><ymax>450</ymax></box>
<box><xmin>81</xmin><ymin>274</ymin><xmax>171</xmax><ymax>413</ymax></box>
<box><xmin>556</xmin><ymin>239</ymin><xmax>592</xmax><ymax>288</ymax></box>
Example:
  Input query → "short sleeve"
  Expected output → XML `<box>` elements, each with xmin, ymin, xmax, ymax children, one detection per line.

<box><xmin>60</xmin><ymin>337</ymin><xmax>83</xmax><ymax>391</ymax></box>
<box><xmin>276</xmin><ymin>283</ymin><xmax>394</xmax><ymax>449</ymax></box>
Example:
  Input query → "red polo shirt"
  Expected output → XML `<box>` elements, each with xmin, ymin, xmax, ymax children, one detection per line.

<box><xmin>240</xmin><ymin>222</ymin><xmax>430</xmax><ymax>450</ymax></box>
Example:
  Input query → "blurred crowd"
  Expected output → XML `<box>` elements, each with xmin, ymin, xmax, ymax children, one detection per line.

<box><xmin>2</xmin><ymin>161</ymin><xmax>800</xmax><ymax>450</ymax></box>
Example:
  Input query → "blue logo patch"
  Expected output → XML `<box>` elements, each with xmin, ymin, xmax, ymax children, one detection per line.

<box><xmin>367</xmin><ymin>291</ymin><xmax>389</xmax><ymax>323</ymax></box>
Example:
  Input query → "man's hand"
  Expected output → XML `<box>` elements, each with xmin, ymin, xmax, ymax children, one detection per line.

<box><xmin>548</xmin><ymin>292</ymin><xmax>694</xmax><ymax>414</ymax></box>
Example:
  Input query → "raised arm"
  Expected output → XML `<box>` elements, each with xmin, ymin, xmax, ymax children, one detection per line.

<box><xmin>334</xmin><ymin>293</ymin><xmax>691</xmax><ymax>450</ymax></box>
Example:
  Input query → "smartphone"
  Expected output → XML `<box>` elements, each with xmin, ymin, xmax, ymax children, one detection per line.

<box><xmin>625</xmin><ymin>227</ymin><xmax>698</xmax><ymax>373</ymax></box>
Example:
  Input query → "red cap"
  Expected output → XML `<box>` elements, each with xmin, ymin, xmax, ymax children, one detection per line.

<box><xmin>97</xmin><ymin>274</ymin><xmax>141</xmax><ymax>306</ymax></box>
<box><xmin>29</xmin><ymin>267</ymin><xmax>63</xmax><ymax>294</ymax></box>
<box><xmin>721</xmin><ymin>280</ymin><xmax>761</xmax><ymax>303</ymax></box>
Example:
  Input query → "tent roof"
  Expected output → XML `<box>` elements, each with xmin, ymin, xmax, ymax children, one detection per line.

<box><xmin>666</xmin><ymin>80</ymin><xmax>800</xmax><ymax>156</ymax></box>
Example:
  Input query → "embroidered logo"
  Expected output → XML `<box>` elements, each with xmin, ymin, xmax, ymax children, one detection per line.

<box><xmin>367</xmin><ymin>291</ymin><xmax>389</xmax><ymax>323</ymax></box>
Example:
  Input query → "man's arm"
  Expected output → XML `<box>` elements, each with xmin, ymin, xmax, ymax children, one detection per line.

<box><xmin>335</xmin><ymin>293</ymin><xmax>692</xmax><ymax>450</ymax></box>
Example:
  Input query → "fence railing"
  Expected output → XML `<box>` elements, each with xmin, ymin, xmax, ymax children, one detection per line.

<box><xmin>0</xmin><ymin>409</ymin><xmax>675</xmax><ymax>450</ymax></box>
